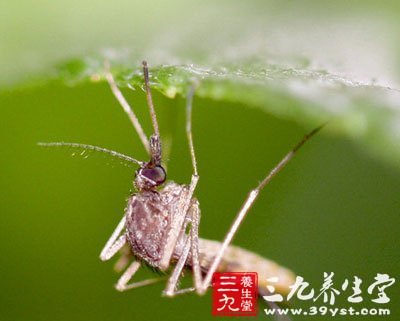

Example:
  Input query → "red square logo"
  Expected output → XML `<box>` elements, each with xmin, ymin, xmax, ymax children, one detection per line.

<box><xmin>212</xmin><ymin>272</ymin><xmax>258</xmax><ymax>316</ymax></box>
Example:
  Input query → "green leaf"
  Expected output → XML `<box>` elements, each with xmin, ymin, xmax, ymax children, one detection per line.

<box><xmin>46</xmin><ymin>50</ymin><xmax>400</xmax><ymax>169</ymax></box>
<box><xmin>2</xmin><ymin>1</ymin><xmax>400</xmax><ymax>169</ymax></box>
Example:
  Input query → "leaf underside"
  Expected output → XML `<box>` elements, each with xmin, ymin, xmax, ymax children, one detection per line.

<box><xmin>46</xmin><ymin>52</ymin><xmax>400</xmax><ymax>169</ymax></box>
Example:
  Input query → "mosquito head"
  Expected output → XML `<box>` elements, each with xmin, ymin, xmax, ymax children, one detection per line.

<box><xmin>135</xmin><ymin>133</ymin><xmax>165</xmax><ymax>190</ymax></box>
<box><xmin>135</xmin><ymin>163</ymin><xmax>166</xmax><ymax>191</ymax></box>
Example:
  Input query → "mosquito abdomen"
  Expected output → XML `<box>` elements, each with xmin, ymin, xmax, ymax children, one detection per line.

<box><xmin>198</xmin><ymin>238</ymin><xmax>295</xmax><ymax>296</ymax></box>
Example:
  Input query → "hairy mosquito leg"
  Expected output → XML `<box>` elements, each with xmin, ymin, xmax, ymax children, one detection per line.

<box><xmin>159</xmin><ymin>80</ymin><xmax>199</xmax><ymax>276</ymax></box>
<box><xmin>100</xmin><ymin>215</ymin><xmax>127</xmax><ymax>261</ymax></box>
<box><xmin>189</xmin><ymin>200</ymin><xmax>202</xmax><ymax>292</ymax></box>
<box><xmin>198</xmin><ymin>125</ymin><xmax>325</xmax><ymax>294</ymax></box>
<box><xmin>183</xmin><ymin>83</ymin><xmax>203</xmax><ymax>292</ymax></box>
<box><xmin>114</xmin><ymin>244</ymin><xmax>133</xmax><ymax>273</ymax></box>
<box><xmin>115</xmin><ymin>261</ymin><xmax>165</xmax><ymax>292</ymax></box>
<box><xmin>104</xmin><ymin>61</ymin><xmax>150</xmax><ymax>153</ymax></box>
<box><xmin>163</xmin><ymin>200</ymin><xmax>207</xmax><ymax>297</ymax></box>
<box><xmin>159</xmin><ymin>82</ymin><xmax>201</xmax><ymax>275</ymax></box>
<box><xmin>186</xmin><ymin>83</ymin><xmax>199</xmax><ymax>176</ymax></box>
<box><xmin>163</xmin><ymin>235</ymin><xmax>192</xmax><ymax>296</ymax></box>
<box><xmin>163</xmin><ymin>200</ymin><xmax>201</xmax><ymax>297</ymax></box>
<box><xmin>162</xmin><ymin>83</ymin><xmax>204</xmax><ymax>295</ymax></box>
<box><xmin>159</xmin><ymin>174</ymin><xmax>199</xmax><ymax>270</ymax></box>
<box><xmin>159</xmin><ymin>82</ymin><xmax>201</xmax><ymax>271</ymax></box>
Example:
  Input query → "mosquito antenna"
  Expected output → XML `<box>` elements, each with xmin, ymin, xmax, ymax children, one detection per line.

<box><xmin>38</xmin><ymin>142</ymin><xmax>145</xmax><ymax>166</ymax></box>
<box><xmin>104</xmin><ymin>60</ymin><xmax>150</xmax><ymax>154</ymax></box>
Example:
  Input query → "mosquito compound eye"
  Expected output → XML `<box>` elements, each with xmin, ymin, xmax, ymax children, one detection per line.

<box><xmin>138</xmin><ymin>165</ymin><xmax>166</xmax><ymax>186</ymax></box>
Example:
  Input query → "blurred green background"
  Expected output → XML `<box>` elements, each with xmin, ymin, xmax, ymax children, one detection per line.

<box><xmin>1</xmin><ymin>1</ymin><xmax>399</xmax><ymax>320</ymax></box>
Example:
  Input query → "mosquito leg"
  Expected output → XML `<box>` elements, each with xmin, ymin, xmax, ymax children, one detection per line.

<box><xmin>158</xmin><ymin>82</ymin><xmax>201</xmax><ymax>272</ymax></box>
<box><xmin>100</xmin><ymin>215</ymin><xmax>127</xmax><ymax>261</ymax></box>
<box><xmin>166</xmin><ymin>200</ymin><xmax>204</xmax><ymax>296</ymax></box>
<box><xmin>163</xmin><ymin>82</ymin><xmax>205</xmax><ymax>294</ymax></box>
<box><xmin>162</xmin><ymin>236</ymin><xmax>191</xmax><ymax>297</ymax></box>
<box><xmin>198</xmin><ymin>125</ymin><xmax>325</xmax><ymax>294</ymax></box>
<box><xmin>188</xmin><ymin>200</ymin><xmax>202</xmax><ymax>292</ymax></box>
<box><xmin>169</xmin><ymin>81</ymin><xmax>205</xmax><ymax>294</ymax></box>
<box><xmin>159</xmin><ymin>174</ymin><xmax>199</xmax><ymax>270</ymax></box>
<box><xmin>163</xmin><ymin>200</ymin><xmax>200</xmax><ymax>297</ymax></box>
<box><xmin>113</xmin><ymin>244</ymin><xmax>133</xmax><ymax>273</ymax></box>
<box><xmin>104</xmin><ymin>61</ymin><xmax>150</xmax><ymax>153</ymax></box>
<box><xmin>161</xmin><ymin>82</ymin><xmax>204</xmax><ymax>295</ymax></box>
<box><xmin>115</xmin><ymin>261</ymin><xmax>165</xmax><ymax>291</ymax></box>
<box><xmin>185</xmin><ymin>82</ymin><xmax>199</xmax><ymax>176</ymax></box>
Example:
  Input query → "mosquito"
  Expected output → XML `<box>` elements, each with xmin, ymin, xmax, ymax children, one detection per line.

<box><xmin>39</xmin><ymin>61</ymin><xmax>323</xmax><ymax>297</ymax></box>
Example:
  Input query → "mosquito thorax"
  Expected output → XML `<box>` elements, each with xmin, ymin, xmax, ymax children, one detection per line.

<box><xmin>135</xmin><ymin>164</ymin><xmax>166</xmax><ymax>190</ymax></box>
